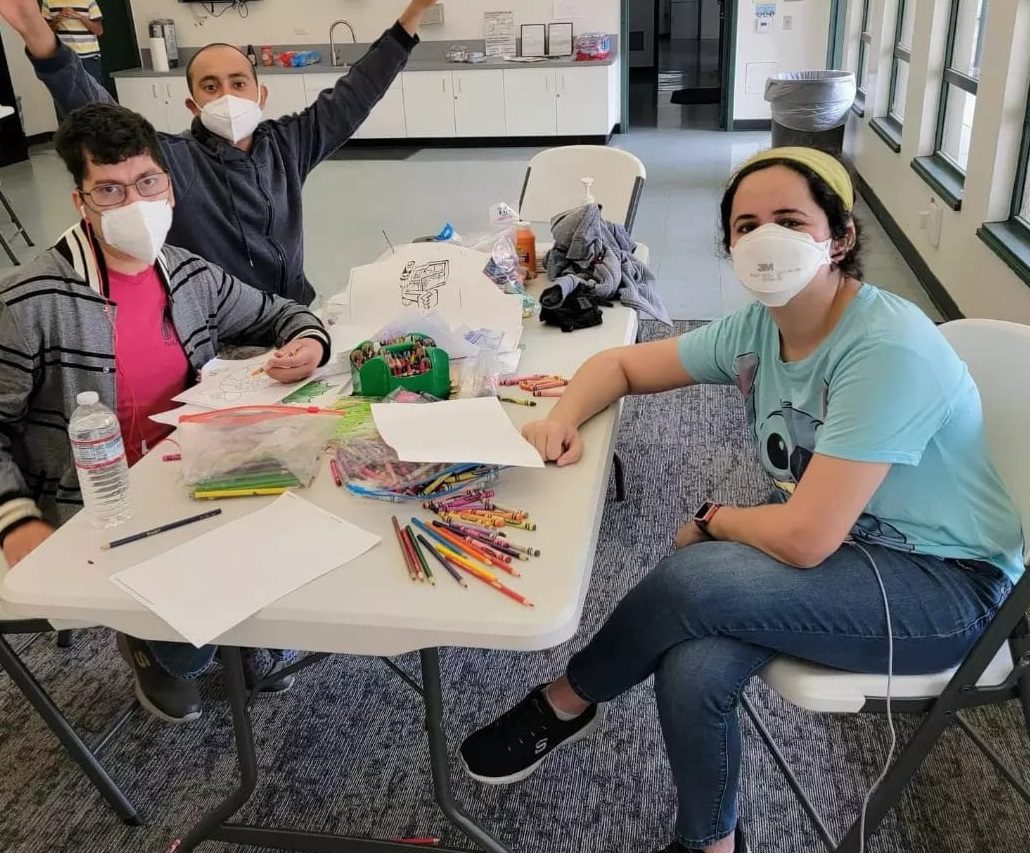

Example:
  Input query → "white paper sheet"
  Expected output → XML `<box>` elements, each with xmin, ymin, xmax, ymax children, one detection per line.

<box><xmin>173</xmin><ymin>351</ymin><xmax>350</xmax><ymax>409</ymax></box>
<box><xmin>371</xmin><ymin>397</ymin><xmax>545</xmax><ymax>468</ymax></box>
<box><xmin>346</xmin><ymin>243</ymin><xmax>524</xmax><ymax>353</ymax></box>
<box><xmin>109</xmin><ymin>493</ymin><xmax>380</xmax><ymax>647</ymax></box>
<box><xmin>484</xmin><ymin>11</ymin><xmax>516</xmax><ymax>57</ymax></box>
<box><xmin>553</xmin><ymin>0</ymin><xmax>590</xmax><ymax>19</ymax></box>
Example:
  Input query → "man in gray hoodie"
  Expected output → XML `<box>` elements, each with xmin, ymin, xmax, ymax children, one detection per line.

<box><xmin>0</xmin><ymin>0</ymin><xmax>440</xmax><ymax>305</ymax></box>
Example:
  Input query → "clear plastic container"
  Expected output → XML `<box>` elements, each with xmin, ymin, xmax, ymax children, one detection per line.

<box><xmin>68</xmin><ymin>391</ymin><xmax>131</xmax><ymax>528</ymax></box>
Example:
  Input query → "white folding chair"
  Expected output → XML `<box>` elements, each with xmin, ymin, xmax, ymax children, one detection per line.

<box><xmin>744</xmin><ymin>318</ymin><xmax>1030</xmax><ymax>852</ymax></box>
<box><xmin>0</xmin><ymin>559</ymin><xmax>138</xmax><ymax>823</ymax></box>
<box><xmin>519</xmin><ymin>144</ymin><xmax>647</xmax><ymax>240</ymax></box>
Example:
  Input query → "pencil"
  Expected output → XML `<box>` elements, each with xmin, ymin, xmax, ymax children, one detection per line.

<box><xmin>391</xmin><ymin>515</ymin><xmax>418</xmax><ymax>582</ymax></box>
<box><xmin>193</xmin><ymin>487</ymin><xmax>288</xmax><ymax>499</ymax></box>
<box><xmin>406</xmin><ymin>525</ymin><xmax>435</xmax><ymax>585</ymax></box>
<box><xmin>429</xmin><ymin>522</ymin><xmax>521</xmax><ymax>576</ymax></box>
<box><xmin>417</xmin><ymin>533</ymin><xmax>467</xmax><ymax>587</ymax></box>
<box><xmin>100</xmin><ymin>509</ymin><xmax>223</xmax><ymax>550</ymax></box>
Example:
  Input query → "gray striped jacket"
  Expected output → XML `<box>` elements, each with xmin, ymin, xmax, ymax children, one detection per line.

<box><xmin>0</xmin><ymin>223</ymin><xmax>330</xmax><ymax>541</ymax></box>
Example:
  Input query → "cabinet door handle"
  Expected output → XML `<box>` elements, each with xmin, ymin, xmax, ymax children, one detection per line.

<box><xmin>152</xmin><ymin>84</ymin><xmax>159</xmax><ymax>99</ymax></box>
<box><xmin>457</xmin><ymin>78</ymin><xmax>463</xmax><ymax>94</ymax></box>
<box><xmin>545</xmin><ymin>76</ymin><xmax>549</xmax><ymax>92</ymax></box>
<box><xmin>442</xmin><ymin>77</ymin><xmax>447</xmax><ymax>93</ymax></box>
<box><xmin>166</xmin><ymin>84</ymin><xmax>173</xmax><ymax>99</ymax></box>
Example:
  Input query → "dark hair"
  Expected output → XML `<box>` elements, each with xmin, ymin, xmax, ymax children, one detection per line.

<box><xmin>719</xmin><ymin>156</ymin><xmax>864</xmax><ymax>280</ymax></box>
<box><xmin>54</xmin><ymin>104</ymin><xmax>168</xmax><ymax>187</ymax></box>
<box><xmin>185</xmin><ymin>43</ymin><xmax>259</xmax><ymax>93</ymax></box>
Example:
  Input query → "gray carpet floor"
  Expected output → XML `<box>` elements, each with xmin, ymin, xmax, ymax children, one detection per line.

<box><xmin>1</xmin><ymin>321</ymin><xmax>1028</xmax><ymax>853</ymax></box>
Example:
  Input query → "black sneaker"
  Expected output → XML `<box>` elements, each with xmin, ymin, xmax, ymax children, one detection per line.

<box><xmin>460</xmin><ymin>684</ymin><xmax>604</xmax><ymax>784</ymax></box>
<box><xmin>655</xmin><ymin>826</ymin><xmax>750</xmax><ymax>853</ymax></box>
<box><xmin>116</xmin><ymin>634</ymin><xmax>202</xmax><ymax>725</ymax></box>
<box><xmin>231</xmin><ymin>648</ymin><xmax>296</xmax><ymax>694</ymax></box>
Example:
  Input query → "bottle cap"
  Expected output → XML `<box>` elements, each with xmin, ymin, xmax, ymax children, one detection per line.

<box><xmin>76</xmin><ymin>391</ymin><xmax>99</xmax><ymax>406</ymax></box>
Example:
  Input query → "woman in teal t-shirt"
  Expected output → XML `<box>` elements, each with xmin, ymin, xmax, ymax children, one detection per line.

<box><xmin>458</xmin><ymin>148</ymin><xmax>1024</xmax><ymax>853</ymax></box>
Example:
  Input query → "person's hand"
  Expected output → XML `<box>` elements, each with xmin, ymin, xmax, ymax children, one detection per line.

<box><xmin>264</xmin><ymin>338</ymin><xmax>323</xmax><ymax>384</ymax></box>
<box><xmin>0</xmin><ymin>0</ymin><xmax>59</xmax><ymax>56</ymax></box>
<box><xmin>59</xmin><ymin>8</ymin><xmax>79</xmax><ymax>19</ymax></box>
<box><xmin>3</xmin><ymin>520</ymin><xmax>55</xmax><ymax>568</ymax></box>
<box><xmin>522</xmin><ymin>418</ymin><xmax>582</xmax><ymax>466</ymax></box>
<box><xmin>399</xmin><ymin>0</ymin><xmax>439</xmax><ymax>36</ymax></box>
<box><xmin>674</xmin><ymin>520</ymin><xmax>709</xmax><ymax>550</ymax></box>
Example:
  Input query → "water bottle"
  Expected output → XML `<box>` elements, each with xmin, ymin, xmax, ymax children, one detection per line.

<box><xmin>68</xmin><ymin>392</ymin><xmax>131</xmax><ymax>527</ymax></box>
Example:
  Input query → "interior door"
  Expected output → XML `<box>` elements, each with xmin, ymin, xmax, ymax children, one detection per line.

<box><xmin>96</xmin><ymin>0</ymin><xmax>139</xmax><ymax>98</ymax></box>
<box><xmin>0</xmin><ymin>31</ymin><xmax>28</xmax><ymax>165</ymax></box>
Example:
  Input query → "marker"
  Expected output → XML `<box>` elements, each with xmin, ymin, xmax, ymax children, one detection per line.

<box><xmin>100</xmin><ymin>509</ymin><xmax>223</xmax><ymax>550</ymax></box>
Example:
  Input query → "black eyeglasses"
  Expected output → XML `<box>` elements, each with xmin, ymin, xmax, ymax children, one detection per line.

<box><xmin>79</xmin><ymin>173</ymin><xmax>171</xmax><ymax>210</ymax></box>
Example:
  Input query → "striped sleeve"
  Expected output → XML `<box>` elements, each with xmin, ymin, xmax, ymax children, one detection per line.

<box><xmin>40</xmin><ymin>1</ymin><xmax>55</xmax><ymax>20</ymax></box>
<box><xmin>88</xmin><ymin>1</ymin><xmax>102</xmax><ymax>19</ymax></box>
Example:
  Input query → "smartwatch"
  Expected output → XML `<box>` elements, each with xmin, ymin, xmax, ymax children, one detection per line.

<box><xmin>693</xmin><ymin>501</ymin><xmax>723</xmax><ymax>536</ymax></box>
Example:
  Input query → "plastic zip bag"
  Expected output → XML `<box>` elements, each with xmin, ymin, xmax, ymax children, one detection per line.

<box><xmin>178</xmin><ymin>406</ymin><xmax>342</xmax><ymax>490</ymax></box>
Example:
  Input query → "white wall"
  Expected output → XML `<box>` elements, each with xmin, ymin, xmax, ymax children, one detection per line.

<box><xmin>1</xmin><ymin>19</ymin><xmax>57</xmax><ymax>137</ymax></box>
<box><xmin>127</xmin><ymin>1</ymin><xmax>621</xmax><ymax>48</ymax></box>
<box><xmin>844</xmin><ymin>0</ymin><xmax>1030</xmax><ymax>321</ymax></box>
<box><xmin>733</xmin><ymin>0</ymin><xmax>831</xmax><ymax>121</ymax></box>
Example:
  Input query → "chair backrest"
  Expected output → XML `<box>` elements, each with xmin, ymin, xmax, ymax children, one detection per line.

<box><xmin>940</xmin><ymin>319</ymin><xmax>1030</xmax><ymax>563</ymax></box>
<box><xmin>518</xmin><ymin>145</ymin><xmax>647</xmax><ymax>232</ymax></box>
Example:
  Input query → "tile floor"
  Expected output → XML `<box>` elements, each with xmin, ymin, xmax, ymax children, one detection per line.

<box><xmin>0</xmin><ymin>106</ymin><xmax>941</xmax><ymax>322</ymax></box>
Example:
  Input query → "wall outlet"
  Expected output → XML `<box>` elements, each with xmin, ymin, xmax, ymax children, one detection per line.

<box><xmin>783</xmin><ymin>15</ymin><xmax>792</xmax><ymax>30</ymax></box>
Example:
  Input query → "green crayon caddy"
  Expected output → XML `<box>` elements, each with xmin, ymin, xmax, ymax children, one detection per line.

<box><xmin>349</xmin><ymin>333</ymin><xmax>451</xmax><ymax>399</ymax></box>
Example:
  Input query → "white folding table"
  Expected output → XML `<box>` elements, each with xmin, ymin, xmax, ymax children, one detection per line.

<box><xmin>1</xmin><ymin>303</ymin><xmax>639</xmax><ymax>852</ymax></box>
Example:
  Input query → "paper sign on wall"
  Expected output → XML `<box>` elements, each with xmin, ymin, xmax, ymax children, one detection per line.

<box><xmin>553</xmin><ymin>1</ymin><xmax>590</xmax><ymax>19</ymax></box>
<box><xmin>484</xmin><ymin>11</ymin><xmax>516</xmax><ymax>57</ymax></box>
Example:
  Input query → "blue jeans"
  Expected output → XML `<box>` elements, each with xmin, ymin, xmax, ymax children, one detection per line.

<box><xmin>565</xmin><ymin>540</ymin><xmax>1012</xmax><ymax>848</ymax></box>
<box><xmin>54</xmin><ymin>54</ymin><xmax>104</xmax><ymax>121</ymax></box>
<box><xmin>145</xmin><ymin>641</ymin><xmax>298</xmax><ymax>682</ymax></box>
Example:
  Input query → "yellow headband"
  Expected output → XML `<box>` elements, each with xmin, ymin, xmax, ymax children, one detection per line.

<box><xmin>735</xmin><ymin>146</ymin><xmax>855</xmax><ymax>212</ymax></box>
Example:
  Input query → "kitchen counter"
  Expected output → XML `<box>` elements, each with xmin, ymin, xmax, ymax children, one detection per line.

<box><xmin>111</xmin><ymin>36</ymin><xmax>619</xmax><ymax>79</ymax></box>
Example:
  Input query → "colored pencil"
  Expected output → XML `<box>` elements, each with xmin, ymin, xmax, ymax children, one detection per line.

<box><xmin>406</xmin><ymin>525</ymin><xmax>435</xmax><ymax>584</ymax></box>
<box><xmin>417</xmin><ymin>533</ymin><xmax>467</xmax><ymax>587</ymax></box>
<box><xmin>193</xmin><ymin>487</ymin><xmax>288</xmax><ymax>499</ymax></box>
<box><xmin>391</xmin><ymin>515</ymin><xmax>418</xmax><ymax>581</ymax></box>
<box><xmin>100</xmin><ymin>509</ymin><xmax>223</xmax><ymax>550</ymax></box>
<box><xmin>429</xmin><ymin>523</ymin><xmax>521</xmax><ymax>576</ymax></box>
<box><xmin>446</xmin><ymin>555</ymin><xmax>534</xmax><ymax>608</ymax></box>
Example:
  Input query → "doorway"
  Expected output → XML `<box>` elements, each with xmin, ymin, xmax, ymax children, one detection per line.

<box><xmin>96</xmin><ymin>0</ymin><xmax>139</xmax><ymax>97</ymax></box>
<box><xmin>627</xmin><ymin>0</ymin><xmax>732</xmax><ymax>132</ymax></box>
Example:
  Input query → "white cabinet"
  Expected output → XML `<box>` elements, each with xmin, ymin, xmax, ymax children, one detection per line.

<box><xmin>402</xmin><ymin>71</ymin><xmax>456</xmax><ymax>138</ymax></box>
<box><xmin>302</xmin><ymin>72</ymin><xmax>343</xmax><ymax>108</ymax></box>
<box><xmin>260</xmin><ymin>75</ymin><xmax>308</xmax><ymax>120</ymax></box>
<box><xmin>503</xmin><ymin>69</ymin><xmax>557</xmax><ymax>136</ymax></box>
<box><xmin>115</xmin><ymin>76</ymin><xmax>191</xmax><ymax>134</ymax></box>
<box><xmin>556</xmin><ymin>67</ymin><xmax>611</xmax><ymax>136</ymax></box>
<box><xmin>356</xmin><ymin>79</ymin><xmax>407</xmax><ymax>139</ymax></box>
<box><xmin>453</xmin><ymin>70</ymin><xmax>506</xmax><ymax>137</ymax></box>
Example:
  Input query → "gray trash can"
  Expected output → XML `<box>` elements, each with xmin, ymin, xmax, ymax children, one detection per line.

<box><xmin>764</xmin><ymin>70</ymin><xmax>857</xmax><ymax>154</ymax></box>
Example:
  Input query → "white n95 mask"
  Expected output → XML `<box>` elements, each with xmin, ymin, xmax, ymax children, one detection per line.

<box><xmin>200</xmin><ymin>94</ymin><xmax>263</xmax><ymax>143</ymax></box>
<box><xmin>100</xmin><ymin>200</ymin><xmax>173</xmax><ymax>264</ymax></box>
<box><xmin>730</xmin><ymin>223</ymin><xmax>833</xmax><ymax>308</ymax></box>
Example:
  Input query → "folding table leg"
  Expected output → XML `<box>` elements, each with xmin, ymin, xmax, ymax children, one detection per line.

<box><xmin>176</xmin><ymin>647</ymin><xmax>258</xmax><ymax>852</ymax></box>
<box><xmin>0</xmin><ymin>635</ymin><xmax>139</xmax><ymax>824</ymax></box>
<box><xmin>419</xmin><ymin>648</ymin><xmax>512</xmax><ymax>853</ymax></box>
<box><xmin>612</xmin><ymin>453</ymin><xmax>627</xmax><ymax>502</ymax></box>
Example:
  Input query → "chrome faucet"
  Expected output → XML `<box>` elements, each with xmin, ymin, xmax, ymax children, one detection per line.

<box><xmin>330</xmin><ymin>20</ymin><xmax>357</xmax><ymax>67</ymax></box>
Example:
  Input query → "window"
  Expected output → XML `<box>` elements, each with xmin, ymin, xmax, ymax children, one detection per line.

<box><xmin>978</xmin><ymin>89</ymin><xmax>1030</xmax><ymax>285</ymax></box>
<box><xmin>854</xmin><ymin>0</ymin><xmax>873</xmax><ymax>113</ymax></box>
<box><xmin>872</xmin><ymin>0</ymin><xmax>914</xmax><ymax>151</ymax></box>
<box><xmin>888</xmin><ymin>0</ymin><xmax>915</xmax><ymax>124</ymax></box>
<box><xmin>912</xmin><ymin>0</ymin><xmax>989</xmax><ymax>209</ymax></box>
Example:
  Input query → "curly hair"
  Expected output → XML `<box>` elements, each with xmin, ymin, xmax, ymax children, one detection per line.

<box><xmin>719</xmin><ymin>156</ymin><xmax>865</xmax><ymax>280</ymax></box>
<box><xmin>54</xmin><ymin>103</ymin><xmax>168</xmax><ymax>188</ymax></box>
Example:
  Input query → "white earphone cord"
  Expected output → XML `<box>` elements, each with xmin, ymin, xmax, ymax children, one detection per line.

<box><xmin>847</xmin><ymin>540</ymin><xmax>896</xmax><ymax>853</ymax></box>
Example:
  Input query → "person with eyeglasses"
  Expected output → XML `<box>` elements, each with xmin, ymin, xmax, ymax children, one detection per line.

<box><xmin>0</xmin><ymin>103</ymin><xmax>331</xmax><ymax>723</ymax></box>
<box><xmin>0</xmin><ymin>0</ymin><xmax>441</xmax><ymax>305</ymax></box>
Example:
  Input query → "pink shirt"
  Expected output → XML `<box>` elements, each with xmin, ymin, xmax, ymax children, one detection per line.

<box><xmin>107</xmin><ymin>266</ymin><xmax>190</xmax><ymax>465</ymax></box>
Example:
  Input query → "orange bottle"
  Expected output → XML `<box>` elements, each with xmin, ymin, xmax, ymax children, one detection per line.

<box><xmin>515</xmin><ymin>222</ymin><xmax>537</xmax><ymax>281</ymax></box>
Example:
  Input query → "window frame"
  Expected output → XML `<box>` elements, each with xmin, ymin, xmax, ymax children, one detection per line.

<box><xmin>912</xmin><ymin>0</ymin><xmax>986</xmax><ymax>209</ymax></box>
<box><xmin>853</xmin><ymin>0</ymin><xmax>873</xmax><ymax>116</ymax></box>
<box><xmin>871</xmin><ymin>0</ymin><xmax>910</xmax><ymax>152</ymax></box>
<box><xmin>977</xmin><ymin>87</ymin><xmax>1030</xmax><ymax>286</ymax></box>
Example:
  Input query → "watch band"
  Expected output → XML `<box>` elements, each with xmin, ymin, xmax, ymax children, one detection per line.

<box><xmin>693</xmin><ymin>501</ymin><xmax>722</xmax><ymax>534</ymax></box>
